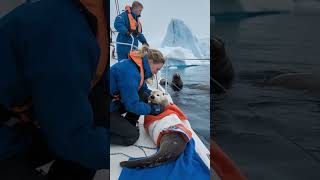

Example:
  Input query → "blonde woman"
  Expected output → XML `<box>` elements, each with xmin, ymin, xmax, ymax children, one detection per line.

<box><xmin>109</xmin><ymin>46</ymin><xmax>165</xmax><ymax>145</ymax></box>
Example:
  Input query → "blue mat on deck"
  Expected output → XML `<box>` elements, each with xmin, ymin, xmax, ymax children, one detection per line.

<box><xmin>119</xmin><ymin>139</ymin><xmax>210</xmax><ymax>180</ymax></box>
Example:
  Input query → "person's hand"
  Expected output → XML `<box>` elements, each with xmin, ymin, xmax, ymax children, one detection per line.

<box><xmin>132</xmin><ymin>29</ymin><xmax>140</xmax><ymax>36</ymax></box>
<box><xmin>139</xmin><ymin>91</ymin><xmax>150</xmax><ymax>103</ymax></box>
<box><xmin>125</xmin><ymin>31</ymin><xmax>131</xmax><ymax>36</ymax></box>
<box><xmin>142</xmin><ymin>42</ymin><xmax>149</xmax><ymax>47</ymax></box>
<box><xmin>149</xmin><ymin>103</ymin><xmax>165</xmax><ymax>115</ymax></box>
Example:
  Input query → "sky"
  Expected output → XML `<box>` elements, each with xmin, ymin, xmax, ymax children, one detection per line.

<box><xmin>110</xmin><ymin>0</ymin><xmax>210</xmax><ymax>47</ymax></box>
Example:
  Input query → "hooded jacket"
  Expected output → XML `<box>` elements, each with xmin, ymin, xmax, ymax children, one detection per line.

<box><xmin>0</xmin><ymin>0</ymin><xmax>109</xmax><ymax>170</ymax></box>
<box><xmin>109</xmin><ymin>55</ymin><xmax>152</xmax><ymax>115</ymax></box>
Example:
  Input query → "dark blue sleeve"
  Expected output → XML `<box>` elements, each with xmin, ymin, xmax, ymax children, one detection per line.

<box><xmin>114</xmin><ymin>12</ymin><xmax>129</xmax><ymax>34</ymax></box>
<box><xmin>115</xmin><ymin>66</ymin><xmax>151</xmax><ymax>115</ymax></box>
<box><xmin>137</xmin><ymin>24</ymin><xmax>147</xmax><ymax>44</ymax></box>
<box><xmin>137</xmin><ymin>32</ymin><xmax>147</xmax><ymax>44</ymax></box>
<box><xmin>25</xmin><ymin>37</ymin><xmax>108</xmax><ymax>170</ymax></box>
<box><xmin>1</xmin><ymin>5</ymin><xmax>108</xmax><ymax>170</ymax></box>
<box><xmin>0</xmin><ymin>19</ymin><xmax>18</xmax><ymax>106</ymax></box>
<box><xmin>139</xmin><ymin>81</ymin><xmax>151</xmax><ymax>97</ymax></box>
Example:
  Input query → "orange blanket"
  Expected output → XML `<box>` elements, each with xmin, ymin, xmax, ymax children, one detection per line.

<box><xmin>144</xmin><ymin>103</ymin><xmax>188</xmax><ymax>128</ymax></box>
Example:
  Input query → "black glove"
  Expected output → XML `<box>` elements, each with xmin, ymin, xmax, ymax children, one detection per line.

<box><xmin>132</xmin><ymin>29</ymin><xmax>140</xmax><ymax>36</ymax></box>
<box><xmin>125</xmin><ymin>31</ymin><xmax>131</xmax><ymax>36</ymax></box>
<box><xmin>149</xmin><ymin>103</ymin><xmax>165</xmax><ymax>115</ymax></box>
<box><xmin>142</xmin><ymin>42</ymin><xmax>149</xmax><ymax>47</ymax></box>
<box><xmin>139</xmin><ymin>91</ymin><xmax>150</xmax><ymax>103</ymax></box>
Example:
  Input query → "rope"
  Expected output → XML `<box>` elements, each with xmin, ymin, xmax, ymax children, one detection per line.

<box><xmin>115</xmin><ymin>0</ymin><xmax>120</xmax><ymax>15</ymax></box>
<box><xmin>111</xmin><ymin>41</ymin><xmax>138</xmax><ymax>49</ymax></box>
<box><xmin>170</xmin><ymin>81</ymin><xmax>183</xmax><ymax>91</ymax></box>
<box><xmin>155</xmin><ymin>74</ymin><xmax>159</xmax><ymax>90</ymax></box>
<box><xmin>134</xmin><ymin>145</ymin><xmax>157</xmax><ymax>150</ymax></box>
<box><xmin>129</xmin><ymin>34</ymin><xmax>134</xmax><ymax>51</ymax></box>
<box><xmin>211</xmin><ymin>77</ymin><xmax>227</xmax><ymax>93</ymax></box>
<box><xmin>110</xmin><ymin>153</ymin><xmax>134</xmax><ymax>158</ymax></box>
<box><xmin>165</xmin><ymin>58</ymin><xmax>169</xmax><ymax>92</ymax></box>
<box><xmin>110</xmin><ymin>33</ymin><xmax>138</xmax><ymax>62</ymax></box>
<box><xmin>110</xmin><ymin>145</ymin><xmax>157</xmax><ymax>159</ymax></box>
<box><xmin>133</xmin><ymin>144</ymin><xmax>157</xmax><ymax>157</ymax></box>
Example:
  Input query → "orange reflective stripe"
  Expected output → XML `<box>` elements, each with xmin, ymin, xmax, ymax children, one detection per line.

<box><xmin>81</xmin><ymin>0</ymin><xmax>109</xmax><ymax>89</ymax></box>
<box><xmin>125</xmin><ymin>5</ymin><xmax>142</xmax><ymax>33</ymax></box>
<box><xmin>128</xmin><ymin>51</ymin><xmax>144</xmax><ymax>90</ymax></box>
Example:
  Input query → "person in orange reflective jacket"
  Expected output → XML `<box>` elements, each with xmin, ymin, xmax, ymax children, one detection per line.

<box><xmin>114</xmin><ymin>1</ymin><xmax>149</xmax><ymax>61</ymax></box>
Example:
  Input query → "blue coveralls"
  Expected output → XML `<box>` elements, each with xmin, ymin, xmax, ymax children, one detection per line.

<box><xmin>114</xmin><ymin>9</ymin><xmax>148</xmax><ymax>61</ymax></box>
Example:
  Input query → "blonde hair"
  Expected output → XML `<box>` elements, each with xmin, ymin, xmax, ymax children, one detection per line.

<box><xmin>135</xmin><ymin>45</ymin><xmax>166</xmax><ymax>64</ymax></box>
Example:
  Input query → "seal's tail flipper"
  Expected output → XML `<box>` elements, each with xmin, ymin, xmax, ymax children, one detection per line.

<box><xmin>120</xmin><ymin>133</ymin><xmax>187</xmax><ymax>168</ymax></box>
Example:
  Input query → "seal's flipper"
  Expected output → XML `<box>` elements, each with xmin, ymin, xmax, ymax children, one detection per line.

<box><xmin>120</xmin><ymin>133</ymin><xmax>187</xmax><ymax>168</ymax></box>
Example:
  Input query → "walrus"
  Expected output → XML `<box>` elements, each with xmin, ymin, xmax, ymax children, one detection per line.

<box><xmin>159</xmin><ymin>73</ymin><xmax>183</xmax><ymax>91</ymax></box>
<box><xmin>267</xmin><ymin>72</ymin><xmax>320</xmax><ymax>96</ymax></box>
<box><xmin>212</xmin><ymin>36</ymin><xmax>234</xmax><ymax>94</ymax></box>
<box><xmin>120</xmin><ymin>90</ymin><xmax>188</xmax><ymax>168</ymax></box>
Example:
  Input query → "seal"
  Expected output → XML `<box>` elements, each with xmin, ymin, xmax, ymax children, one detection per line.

<box><xmin>171</xmin><ymin>73</ymin><xmax>183</xmax><ymax>91</ymax></box>
<box><xmin>120</xmin><ymin>133</ymin><xmax>187</xmax><ymax>168</ymax></box>
<box><xmin>212</xmin><ymin>36</ymin><xmax>234</xmax><ymax>93</ymax></box>
<box><xmin>159</xmin><ymin>73</ymin><xmax>183</xmax><ymax>92</ymax></box>
<box><xmin>267</xmin><ymin>72</ymin><xmax>320</xmax><ymax>96</ymax></box>
<box><xmin>120</xmin><ymin>90</ymin><xmax>188</xmax><ymax>168</ymax></box>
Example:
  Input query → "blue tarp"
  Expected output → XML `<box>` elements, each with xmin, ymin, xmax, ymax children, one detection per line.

<box><xmin>119</xmin><ymin>139</ymin><xmax>210</xmax><ymax>180</ymax></box>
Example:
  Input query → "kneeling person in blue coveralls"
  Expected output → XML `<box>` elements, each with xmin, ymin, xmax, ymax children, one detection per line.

<box><xmin>109</xmin><ymin>46</ymin><xmax>165</xmax><ymax>145</ymax></box>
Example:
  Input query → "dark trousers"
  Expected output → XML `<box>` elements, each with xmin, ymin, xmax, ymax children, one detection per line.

<box><xmin>0</xmin><ymin>157</ymin><xmax>95</xmax><ymax>180</ymax></box>
<box><xmin>47</xmin><ymin>159</ymin><xmax>95</xmax><ymax>180</ymax></box>
<box><xmin>110</xmin><ymin>110</ymin><xmax>140</xmax><ymax>146</ymax></box>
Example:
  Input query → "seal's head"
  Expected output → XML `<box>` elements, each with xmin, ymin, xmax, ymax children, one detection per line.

<box><xmin>171</xmin><ymin>73</ymin><xmax>183</xmax><ymax>91</ymax></box>
<box><xmin>149</xmin><ymin>90</ymin><xmax>170</xmax><ymax>107</ymax></box>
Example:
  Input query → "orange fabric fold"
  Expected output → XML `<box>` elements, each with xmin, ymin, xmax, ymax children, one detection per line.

<box><xmin>144</xmin><ymin>103</ymin><xmax>188</xmax><ymax>128</ymax></box>
<box><xmin>80</xmin><ymin>0</ymin><xmax>109</xmax><ymax>88</ymax></box>
<box><xmin>211</xmin><ymin>141</ymin><xmax>247</xmax><ymax>180</ymax></box>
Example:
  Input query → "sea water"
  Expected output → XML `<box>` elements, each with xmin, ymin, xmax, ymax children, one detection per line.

<box><xmin>213</xmin><ymin>11</ymin><xmax>320</xmax><ymax>179</ymax></box>
<box><xmin>160</xmin><ymin>60</ymin><xmax>210</xmax><ymax>147</ymax></box>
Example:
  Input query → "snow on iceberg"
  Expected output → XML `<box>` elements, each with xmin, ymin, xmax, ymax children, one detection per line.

<box><xmin>161</xmin><ymin>19</ymin><xmax>204</xmax><ymax>58</ymax></box>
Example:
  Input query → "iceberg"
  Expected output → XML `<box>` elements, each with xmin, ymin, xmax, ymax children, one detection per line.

<box><xmin>161</xmin><ymin>19</ymin><xmax>203</xmax><ymax>58</ymax></box>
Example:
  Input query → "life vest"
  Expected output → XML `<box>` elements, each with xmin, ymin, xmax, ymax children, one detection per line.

<box><xmin>110</xmin><ymin>51</ymin><xmax>145</xmax><ymax>103</ymax></box>
<box><xmin>0</xmin><ymin>0</ymin><xmax>109</xmax><ymax>126</ymax></box>
<box><xmin>125</xmin><ymin>5</ymin><xmax>142</xmax><ymax>33</ymax></box>
<box><xmin>81</xmin><ymin>0</ymin><xmax>109</xmax><ymax>88</ymax></box>
<box><xmin>128</xmin><ymin>51</ymin><xmax>145</xmax><ymax>90</ymax></box>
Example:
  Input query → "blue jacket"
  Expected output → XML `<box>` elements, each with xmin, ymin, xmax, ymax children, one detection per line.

<box><xmin>114</xmin><ymin>9</ymin><xmax>147</xmax><ymax>60</ymax></box>
<box><xmin>109</xmin><ymin>56</ymin><xmax>152</xmax><ymax>115</ymax></box>
<box><xmin>0</xmin><ymin>0</ymin><xmax>108</xmax><ymax>170</ymax></box>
